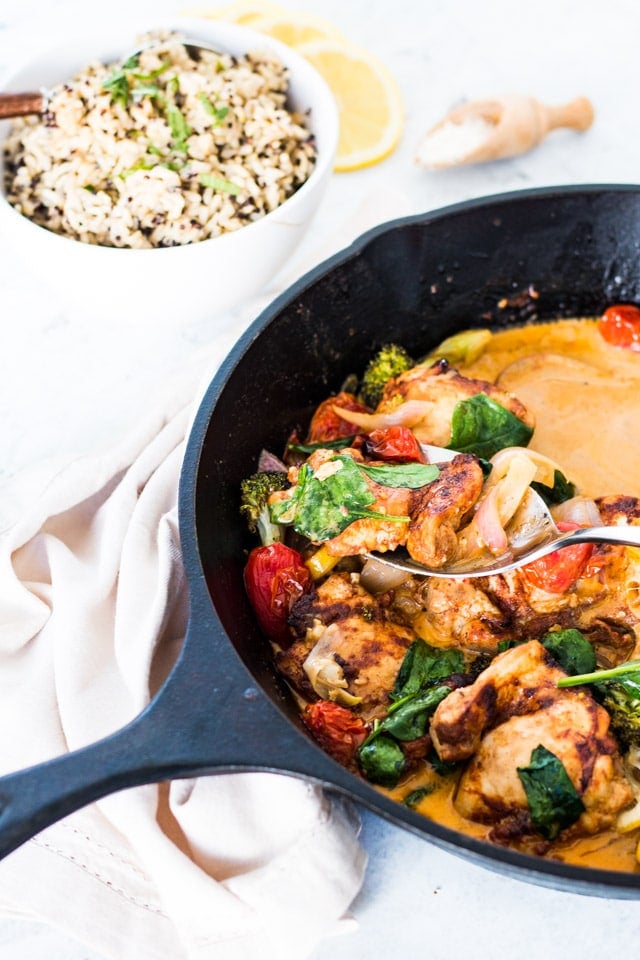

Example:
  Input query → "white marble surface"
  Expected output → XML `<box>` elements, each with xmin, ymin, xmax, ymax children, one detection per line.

<box><xmin>2</xmin><ymin>0</ymin><xmax>640</xmax><ymax>956</ymax></box>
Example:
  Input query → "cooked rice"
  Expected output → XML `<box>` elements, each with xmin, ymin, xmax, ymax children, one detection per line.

<box><xmin>3</xmin><ymin>33</ymin><xmax>317</xmax><ymax>248</ymax></box>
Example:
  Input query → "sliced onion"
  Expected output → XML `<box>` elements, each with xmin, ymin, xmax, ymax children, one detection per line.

<box><xmin>473</xmin><ymin>486</ymin><xmax>509</xmax><ymax>554</ymax></box>
<box><xmin>332</xmin><ymin>399</ymin><xmax>433</xmax><ymax>433</ymax></box>
<box><xmin>552</xmin><ymin>496</ymin><xmax>601</xmax><ymax>527</ymax></box>
<box><xmin>459</xmin><ymin>453</ymin><xmax>537</xmax><ymax>557</ymax></box>
<box><xmin>489</xmin><ymin>446</ymin><xmax>560</xmax><ymax>488</ymax></box>
<box><xmin>302</xmin><ymin>624</ymin><xmax>363</xmax><ymax>706</ymax></box>
<box><xmin>258</xmin><ymin>448</ymin><xmax>287</xmax><ymax>472</ymax></box>
<box><xmin>360</xmin><ymin>556</ymin><xmax>412</xmax><ymax>593</ymax></box>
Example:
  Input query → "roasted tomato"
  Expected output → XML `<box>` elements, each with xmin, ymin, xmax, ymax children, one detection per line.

<box><xmin>598</xmin><ymin>304</ymin><xmax>640</xmax><ymax>352</ymax></box>
<box><xmin>521</xmin><ymin>521</ymin><xmax>594</xmax><ymax>594</ymax></box>
<box><xmin>307</xmin><ymin>391</ymin><xmax>368</xmax><ymax>443</ymax></box>
<box><xmin>244</xmin><ymin>543</ymin><xmax>312</xmax><ymax>646</ymax></box>
<box><xmin>364</xmin><ymin>425</ymin><xmax>426</xmax><ymax>463</ymax></box>
<box><xmin>303</xmin><ymin>700</ymin><xmax>368</xmax><ymax>766</ymax></box>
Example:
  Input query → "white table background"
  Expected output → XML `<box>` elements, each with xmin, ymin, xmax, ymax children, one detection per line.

<box><xmin>1</xmin><ymin>0</ymin><xmax>640</xmax><ymax>956</ymax></box>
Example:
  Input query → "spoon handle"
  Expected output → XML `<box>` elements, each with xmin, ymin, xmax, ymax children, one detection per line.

<box><xmin>0</xmin><ymin>91</ymin><xmax>45</xmax><ymax>119</ymax></box>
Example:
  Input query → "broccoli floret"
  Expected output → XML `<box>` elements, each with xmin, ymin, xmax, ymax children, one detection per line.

<box><xmin>360</xmin><ymin>343</ymin><xmax>414</xmax><ymax>408</ymax></box>
<box><xmin>598</xmin><ymin>677</ymin><xmax>640</xmax><ymax>749</ymax></box>
<box><xmin>240</xmin><ymin>471</ymin><xmax>289</xmax><ymax>545</ymax></box>
<box><xmin>557</xmin><ymin>659</ymin><xmax>640</xmax><ymax>749</ymax></box>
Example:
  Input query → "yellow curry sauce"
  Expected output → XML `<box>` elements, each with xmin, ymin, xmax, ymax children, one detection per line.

<box><xmin>388</xmin><ymin>318</ymin><xmax>640</xmax><ymax>873</ymax></box>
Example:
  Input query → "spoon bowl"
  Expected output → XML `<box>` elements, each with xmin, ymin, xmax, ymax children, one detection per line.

<box><xmin>366</xmin><ymin>445</ymin><xmax>640</xmax><ymax>578</ymax></box>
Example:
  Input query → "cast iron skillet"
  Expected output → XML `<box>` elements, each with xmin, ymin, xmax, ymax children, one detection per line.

<box><xmin>0</xmin><ymin>184</ymin><xmax>640</xmax><ymax>897</ymax></box>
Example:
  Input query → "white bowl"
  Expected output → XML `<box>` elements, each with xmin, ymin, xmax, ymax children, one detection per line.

<box><xmin>0</xmin><ymin>18</ymin><xmax>339</xmax><ymax>325</ymax></box>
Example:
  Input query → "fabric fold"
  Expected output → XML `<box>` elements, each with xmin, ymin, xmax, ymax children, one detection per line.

<box><xmin>0</xmin><ymin>187</ymin><xmax>411</xmax><ymax>958</ymax></box>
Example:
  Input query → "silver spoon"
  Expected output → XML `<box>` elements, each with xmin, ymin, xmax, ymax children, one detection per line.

<box><xmin>0</xmin><ymin>36</ymin><xmax>221</xmax><ymax>120</ymax></box>
<box><xmin>366</xmin><ymin>445</ymin><xmax>640</xmax><ymax>579</ymax></box>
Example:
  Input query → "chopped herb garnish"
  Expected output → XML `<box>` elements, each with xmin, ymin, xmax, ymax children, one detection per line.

<box><xmin>131</xmin><ymin>83</ymin><xmax>160</xmax><ymax>102</ymax></box>
<box><xmin>199</xmin><ymin>172</ymin><xmax>242</xmax><ymax>195</ymax></box>
<box><xmin>118</xmin><ymin>160</ymin><xmax>156</xmax><ymax>179</ymax></box>
<box><xmin>167</xmin><ymin>104</ymin><xmax>192</xmax><ymax>153</ymax></box>
<box><xmin>101</xmin><ymin>56</ymin><xmax>169</xmax><ymax>109</ymax></box>
<box><xmin>197</xmin><ymin>92</ymin><xmax>230</xmax><ymax>124</ymax></box>
<box><xmin>101</xmin><ymin>55</ymin><xmax>139</xmax><ymax>107</ymax></box>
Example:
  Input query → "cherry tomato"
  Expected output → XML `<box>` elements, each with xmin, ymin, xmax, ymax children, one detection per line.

<box><xmin>307</xmin><ymin>391</ymin><xmax>368</xmax><ymax>443</ymax></box>
<box><xmin>364</xmin><ymin>426</ymin><xmax>426</xmax><ymax>463</ymax></box>
<box><xmin>244</xmin><ymin>543</ymin><xmax>312</xmax><ymax>646</ymax></box>
<box><xmin>521</xmin><ymin>521</ymin><xmax>594</xmax><ymax>594</ymax></box>
<box><xmin>303</xmin><ymin>700</ymin><xmax>368</xmax><ymax>765</ymax></box>
<box><xmin>598</xmin><ymin>304</ymin><xmax>640</xmax><ymax>352</ymax></box>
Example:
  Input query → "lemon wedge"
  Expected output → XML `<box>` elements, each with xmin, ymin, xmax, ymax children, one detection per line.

<box><xmin>248</xmin><ymin>12</ymin><xmax>347</xmax><ymax>46</ymax></box>
<box><xmin>296</xmin><ymin>40</ymin><xmax>404</xmax><ymax>171</ymax></box>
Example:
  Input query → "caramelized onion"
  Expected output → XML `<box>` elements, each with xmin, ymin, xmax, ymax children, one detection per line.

<box><xmin>332</xmin><ymin>399</ymin><xmax>433</xmax><ymax>433</ymax></box>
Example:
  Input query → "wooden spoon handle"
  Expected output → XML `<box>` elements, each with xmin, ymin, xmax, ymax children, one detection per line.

<box><xmin>0</xmin><ymin>91</ymin><xmax>45</xmax><ymax>119</ymax></box>
<box><xmin>542</xmin><ymin>96</ymin><xmax>594</xmax><ymax>132</ymax></box>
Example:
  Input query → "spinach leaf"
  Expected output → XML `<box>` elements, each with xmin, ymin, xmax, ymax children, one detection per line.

<box><xmin>447</xmin><ymin>393</ymin><xmax>533</xmax><ymax>459</ymax></box>
<box><xmin>356</xmin><ymin>641</ymin><xmax>461</xmax><ymax>788</ymax></box>
<box><xmin>531</xmin><ymin>469</ymin><xmax>576</xmax><ymax>506</ymax></box>
<box><xmin>287</xmin><ymin>436</ymin><xmax>357</xmax><ymax>454</ymax></box>
<box><xmin>403</xmin><ymin>785</ymin><xmax>436</xmax><ymax>808</ymax></box>
<box><xmin>496</xmin><ymin>639</ymin><xmax>523</xmax><ymax>653</ymax></box>
<box><xmin>270</xmin><ymin>456</ymin><xmax>409</xmax><ymax>541</ymax></box>
<box><xmin>541</xmin><ymin>628</ymin><xmax>596</xmax><ymax>676</ymax></box>
<box><xmin>358</xmin><ymin>462</ymin><xmax>440</xmax><ymax>489</ymax></box>
<box><xmin>379</xmin><ymin>685</ymin><xmax>451</xmax><ymax>741</ymax></box>
<box><xmin>392</xmin><ymin>639</ymin><xmax>464</xmax><ymax>701</ymax></box>
<box><xmin>517</xmin><ymin>744</ymin><xmax>585</xmax><ymax>840</ymax></box>
<box><xmin>358</xmin><ymin>734</ymin><xmax>406</xmax><ymax>787</ymax></box>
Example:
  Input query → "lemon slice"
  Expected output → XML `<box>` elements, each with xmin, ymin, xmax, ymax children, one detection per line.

<box><xmin>297</xmin><ymin>40</ymin><xmax>404</xmax><ymax>171</ymax></box>
<box><xmin>249</xmin><ymin>12</ymin><xmax>347</xmax><ymax>46</ymax></box>
<box><xmin>190</xmin><ymin>1</ymin><xmax>286</xmax><ymax>24</ymax></box>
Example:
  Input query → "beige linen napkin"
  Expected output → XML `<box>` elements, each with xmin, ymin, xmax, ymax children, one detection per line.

<box><xmin>0</xmin><ymin>380</ymin><xmax>365</xmax><ymax>960</ymax></box>
<box><xmin>0</xmin><ymin>189</ymin><xmax>410</xmax><ymax>959</ymax></box>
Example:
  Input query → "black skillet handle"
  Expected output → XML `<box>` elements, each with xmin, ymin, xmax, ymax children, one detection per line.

<box><xmin>0</xmin><ymin>608</ymin><xmax>339</xmax><ymax>861</ymax></box>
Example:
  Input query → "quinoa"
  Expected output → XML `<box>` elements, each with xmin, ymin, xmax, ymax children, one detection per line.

<box><xmin>3</xmin><ymin>33</ymin><xmax>318</xmax><ymax>248</ymax></box>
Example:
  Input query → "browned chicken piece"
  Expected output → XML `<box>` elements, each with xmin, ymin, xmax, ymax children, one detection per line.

<box><xmin>378</xmin><ymin>359</ymin><xmax>534</xmax><ymax>446</ymax></box>
<box><xmin>455</xmin><ymin>697</ymin><xmax>632</xmax><ymax>844</ymax></box>
<box><xmin>278</xmin><ymin>572</ymin><xmax>414</xmax><ymax>721</ymax></box>
<box><xmin>413</xmin><ymin>577</ymin><xmax>510</xmax><ymax>652</ymax></box>
<box><xmin>332</xmin><ymin>359</ymin><xmax>534</xmax><ymax>448</ymax></box>
<box><xmin>406</xmin><ymin>453</ymin><xmax>484</xmax><ymax>566</ymax></box>
<box><xmin>430</xmin><ymin>640</ymin><xmax>561</xmax><ymax>762</ymax></box>
<box><xmin>430</xmin><ymin>640</ymin><xmax>632</xmax><ymax>846</ymax></box>
<box><xmin>597</xmin><ymin>494</ymin><xmax>640</xmax><ymax>524</ymax></box>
